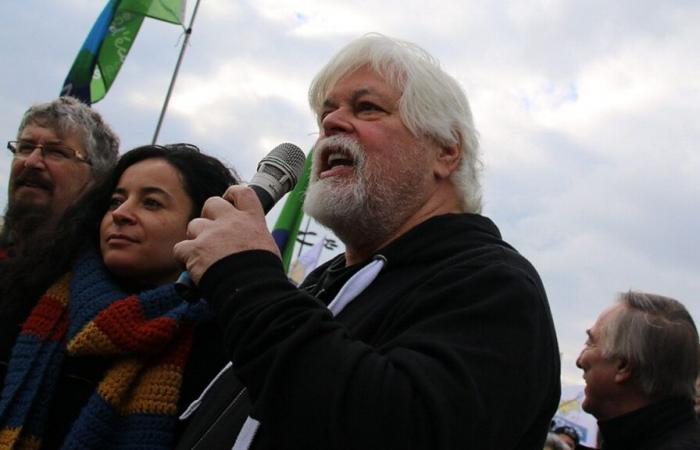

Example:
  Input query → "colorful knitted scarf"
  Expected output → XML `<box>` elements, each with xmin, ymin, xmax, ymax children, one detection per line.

<box><xmin>0</xmin><ymin>249</ymin><xmax>210</xmax><ymax>449</ymax></box>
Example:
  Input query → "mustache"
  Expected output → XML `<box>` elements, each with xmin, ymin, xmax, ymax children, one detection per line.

<box><xmin>311</xmin><ymin>135</ymin><xmax>365</xmax><ymax>181</ymax></box>
<box><xmin>313</xmin><ymin>134</ymin><xmax>363</xmax><ymax>156</ymax></box>
<box><xmin>14</xmin><ymin>170</ymin><xmax>54</xmax><ymax>191</ymax></box>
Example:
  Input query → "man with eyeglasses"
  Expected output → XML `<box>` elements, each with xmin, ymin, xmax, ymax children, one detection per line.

<box><xmin>1</xmin><ymin>96</ymin><xmax>119</xmax><ymax>257</ymax></box>
<box><xmin>0</xmin><ymin>97</ymin><xmax>119</xmax><ymax>412</ymax></box>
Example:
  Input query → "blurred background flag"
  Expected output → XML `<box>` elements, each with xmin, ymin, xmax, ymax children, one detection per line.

<box><xmin>288</xmin><ymin>236</ymin><xmax>325</xmax><ymax>285</ymax></box>
<box><xmin>61</xmin><ymin>0</ymin><xmax>186</xmax><ymax>105</ymax></box>
<box><xmin>271</xmin><ymin>150</ymin><xmax>313</xmax><ymax>271</ymax></box>
<box><xmin>552</xmin><ymin>385</ymin><xmax>599</xmax><ymax>447</ymax></box>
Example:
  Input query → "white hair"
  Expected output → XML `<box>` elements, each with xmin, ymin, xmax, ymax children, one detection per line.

<box><xmin>601</xmin><ymin>291</ymin><xmax>699</xmax><ymax>400</ymax></box>
<box><xmin>308</xmin><ymin>33</ymin><xmax>482</xmax><ymax>213</ymax></box>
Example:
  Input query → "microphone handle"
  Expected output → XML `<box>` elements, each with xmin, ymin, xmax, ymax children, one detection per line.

<box><xmin>249</xmin><ymin>184</ymin><xmax>275</xmax><ymax>213</ymax></box>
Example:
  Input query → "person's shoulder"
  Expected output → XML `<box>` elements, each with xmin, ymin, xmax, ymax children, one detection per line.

<box><xmin>661</xmin><ymin>416</ymin><xmax>700</xmax><ymax>449</ymax></box>
<box><xmin>438</xmin><ymin>215</ymin><xmax>543</xmax><ymax>283</ymax></box>
<box><xmin>382</xmin><ymin>213</ymin><xmax>544</xmax><ymax>288</ymax></box>
<box><xmin>635</xmin><ymin>408</ymin><xmax>700</xmax><ymax>450</ymax></box>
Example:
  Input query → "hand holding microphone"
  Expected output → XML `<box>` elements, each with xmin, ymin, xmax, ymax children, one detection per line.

<box><xmin>174</xmin><ymin>143</ymin><xmax>305</xmax><ymax>287</ymax></box>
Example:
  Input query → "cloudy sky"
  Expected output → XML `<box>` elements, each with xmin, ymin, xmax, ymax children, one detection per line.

<box><xmin>2</xmin><ymin>0</ymin><xmax>698</xmax><ymax>383</ymax></box>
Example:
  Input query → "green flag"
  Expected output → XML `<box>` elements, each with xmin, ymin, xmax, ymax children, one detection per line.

<box><xmin>120</xmin><ymin>0</ymin><xmax>186</xmax><ymax>24</ymax></box>
<box><xmin>62</xmin><ymin>0</ymin><xmax>186</xmax><ymax>104</ymax></box>
<box><xmin>271</xmin><ymin>151</ymin><xmax>313</xmax><ymax>271</ymax></box>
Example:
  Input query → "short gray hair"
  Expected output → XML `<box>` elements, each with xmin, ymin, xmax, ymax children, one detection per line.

<box><xmin>601</xmin><ymin>291</ymin><xmax>699</xmax><ymax>400</ymax></box>
<box><xmin>308</xmin><ymin>33</ymin><xmax>482</xmax><ymax>213</ymax></box>
<box><xmin>17</xmin><ymin>96</ymin><xmax>119</xmax><ymax>180</ymax></box>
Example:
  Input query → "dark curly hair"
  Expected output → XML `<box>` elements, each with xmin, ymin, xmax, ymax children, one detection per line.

<box><xmin>0</xmin><ymin>143</ymin><xmax>239</xmax><ymax>318</ymax></box>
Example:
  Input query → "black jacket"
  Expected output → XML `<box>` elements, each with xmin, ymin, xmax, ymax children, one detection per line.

<box><xmin>598</xmin><ymin>397</ymin><xmax>700</xmax><ymax>450</ymax></box>
<box><xmin>178</xmin><ymin>213</ymin><xmax>561</xmax><ymax>449</ymax></box>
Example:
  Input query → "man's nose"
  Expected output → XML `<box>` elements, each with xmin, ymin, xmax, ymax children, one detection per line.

<box><xmin>321</xmin><ymin>107</ymin><xmax>354</xmax><ymax>137</ymax></box>
<box><xmin>23</xmin><ymin>147</ymin><xmax>47</xmax><ymax>169</ymax></box>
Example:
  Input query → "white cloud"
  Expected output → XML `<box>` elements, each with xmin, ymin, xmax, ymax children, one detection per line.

<box><xmin>251</xmin><ymin>0</ymin><xmax>376</xmax><ymax>37</ymax></box>
<box><xmin>171</xmin><ymin>59</ymin><xmax>308</xmax><ymax>113</ymax></box>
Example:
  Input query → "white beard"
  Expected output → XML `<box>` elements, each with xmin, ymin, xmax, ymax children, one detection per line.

<box><xmin>304</xmin><ymin>135</ymin><xmax>430</xmax><ymax>250</ymax></box>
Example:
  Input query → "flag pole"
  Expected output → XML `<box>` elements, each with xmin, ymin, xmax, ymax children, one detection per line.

<box><xmin>152</xmin><ymin>0</ymin><xmax>202</xmax><ymax>144</ymax></box>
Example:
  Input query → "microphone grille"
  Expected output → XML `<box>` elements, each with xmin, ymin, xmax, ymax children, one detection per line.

<box><xmin>261</xmin><ymin>142</ymin><xmax>306</xmax><ymax>187</ymax></box>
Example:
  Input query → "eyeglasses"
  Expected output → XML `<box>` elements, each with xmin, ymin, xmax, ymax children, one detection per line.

<box><xmin>7</xmin><ymin>140</ymin><xmax>91</xmax><ymax>164</ymax></box>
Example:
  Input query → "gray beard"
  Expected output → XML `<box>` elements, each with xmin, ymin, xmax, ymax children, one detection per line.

<box><xmin>303</xmin><ymin>140</ymin><xmax>426</xmax><ymax>251</ymax></box>
<box><xmin>304</xmin><ymin>172</ymin><xmax>395</xmax><ymax>249</ymax></box>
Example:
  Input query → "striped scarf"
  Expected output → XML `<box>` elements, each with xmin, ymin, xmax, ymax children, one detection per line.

<box><xmin>0</xmin><ymin>249</ymin><xmax>209</xmax><ymax>449</ymax></box>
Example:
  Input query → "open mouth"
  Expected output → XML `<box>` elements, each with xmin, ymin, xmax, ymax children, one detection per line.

<box><xmin>319</xmin><ymin>148</ymin><xmax>355</xmax><ymax>179</ymax></box>
<box><xmin>327</xmin><ymin>151</ymin><xmax>354</xmax><ymax>169</ymax></box>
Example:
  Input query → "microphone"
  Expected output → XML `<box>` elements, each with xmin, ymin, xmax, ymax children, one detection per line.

<box><xmin>176</xmin><ymin>142</ymin><xmax>306</xmax><ymax>298</ymax></box>
<box><xmin>248</xmin><ymin>142</ymin><xmax>307</xmax><ymax>213</ymax></box>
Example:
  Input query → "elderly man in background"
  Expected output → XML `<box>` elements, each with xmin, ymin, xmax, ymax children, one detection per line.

<box><xmin>175</xmin><ymin>33</ymin><xmax>560</xmax><ymax>449</ymax></box>
<box><xmin>0</xmin><ymin>96</ymin><xmax>119</xmax><ymax>257</ymax></box>
<box><xmin>577</xmin><ymin>291</ymin><xmax>700</xmax><ymax>449</ymax></box>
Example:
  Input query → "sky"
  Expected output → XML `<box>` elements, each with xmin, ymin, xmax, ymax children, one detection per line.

<box><xmin>1</xmin><ymin>0</ymin><xmax>698</xmax><ymax>384</ymax></box>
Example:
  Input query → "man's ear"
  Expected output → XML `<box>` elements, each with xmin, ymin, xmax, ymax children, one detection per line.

<box><xmin>614</xmin><ymin>358</ymin><xmax>633</xmax><ymax>383</ymax></box>
<box><xmin>433</xmin><ymin>142</ymin><xmax>461</xmax><ymax>180</ymax></box>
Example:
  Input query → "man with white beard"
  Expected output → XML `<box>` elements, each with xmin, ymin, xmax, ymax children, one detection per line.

<box><xmin>174</xmin><ymin>34</ymin><xmax>560</xmax><ymax>450</ymax></box>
